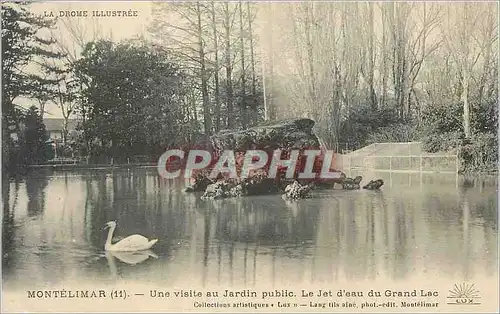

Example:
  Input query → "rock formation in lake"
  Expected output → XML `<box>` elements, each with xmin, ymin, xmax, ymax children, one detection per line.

<box><xmin>184</xmin><ymin>169</ymin><xmax>214</xmax><ymax>192</ymax></box>
<box><xmin>182</xmin><ymin>118</ymin><xmax>382</xmax><ymax>199</ymax></box>
<box><xmin>282</xmin><ymin>181</ymin><xmax>312</xmax><ymax>200</ymax></box>
<box><xmin>201</xmin><ymin>180</ymin><xmax>240</xmax><ymax>199</ymax></box>
<box><xmin>201</xmin><ymin>169</ymin><xmax>282</xmax><ymax>200</ymax></box>
<box><xmin>341</xmin><ymin>175</ymin><xmax>363</xmax><ymax>190</ymax></box>
<box><xmin>186</xmin><ymin>118</ymin><xmax>340</xmax><ymax>197</ymax></box>
<box><xmin>209</xmin><ymin>118</ymin><xmax>321</xmax><ymax>153</ymax></box>
<box><xmin>363</xmin><ymin>179</ymin><xmax>384</xmax><ymax>190</ymax></box>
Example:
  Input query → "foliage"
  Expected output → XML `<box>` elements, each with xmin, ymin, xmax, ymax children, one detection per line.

<box><xmin>420</xmin><ymin>103</ymin><xmax>463</xmax><ymax>136</ymax></box>
<box><xmin>19</xmin><ymin>106</ymin><xmax>52</xmax><ymax>165</ymax></box>
<box><xmin>419</xmin><ymin>99</ymin><xmax>498</xmax><ymax>172</ymax></box>
<box><xmin>2</xmin><ymin>4</ymin><xmax>59</xmax><ymax>107</ymax></box>
<box><xmin>471</xmin><ymin>96</ymin><xmax>498</xmax><ymax>134</ymax></box>
<box><xmin>459</xmin><ymin>133</ymin><xmax>498</xmax><ymax>173</ymax></box>
<box><xmin>73</xmin><ymin>40</ymin><xmax>191</xmax><ymax>160</ymax></box>
<box><xmin>2</xmin><ymin>106</ymin><xmax>52</xmax><ymax>169</ymax></box>
<box><xmin>217</xmin><ymin>75</ymin><xmax>266</xmax><ymax>129</ymax></box>
<box><xmin>2</xmin><ymin>2</ymin><xmax>497</xmax><ymax>176</ymax></box>
<box><xmin>366</xmin><ymin>123</ymin><xmax>419</xmax><ymax>144</ymax></box>
<box><xmin>421</xmin><ymin>131</ymin><xmax>463</xmax><ymax>153</ymax></box>
<box><xmin>337</xmin><ymin>94</ymin><xmax>498</xmax><ymax>173</ymax></box>
<box><xmin>149</xmin><ymin>2</ymin><xmax>264</xmax><ymax>133</ymax></box>
<box><xmin>1</xmin><ymin>3</ymin><xmax>63</xmax><ymax>173</ymax></box>
<box><xmin>338</xmin><ymin>103</ymin><xmax>405</xmax><ymax>150</ymax></box>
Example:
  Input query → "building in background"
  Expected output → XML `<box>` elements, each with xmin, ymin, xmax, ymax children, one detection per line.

<box><xmin>44</xmin><ymin>118</ymin><xmax>78</xmax><ymax>141</ymax></box>
<box><xmin>43</xmin><ymin>118</ymin><xmax>80</xmax><ymax>160</ymax></box>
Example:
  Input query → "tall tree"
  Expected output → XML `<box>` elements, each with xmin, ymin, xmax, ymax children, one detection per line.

<box><xmin>475</xmin><ymin>3</ymin><xmax>498</xmax><ymax>106</ymax></box>
<box><xmin>442</xmin><ymin>3</ymin><xmax>482</xmax><ymax>139</ymax></box>
<box><xmin>20</xmin><ymin>106</ymin><xmax>51</xmax><ymax>165</ymax></box>
<box><xmin>238</xmin><ymin>1</ymin><xmax>247</xmax><ymax>127</ymax></box>
<box><xmin>405</xmin><ymin>3</ymin><xmax>442</xmax><ymax>121</ymax></box>
<box><xmin>1</xmin><ymin>3</ymin><xmax>61</xmax><ymax>117</ymax></box>
<box><xmin>362</xmin><ymin>2</ymin><xmax>377</xmax><ymax>110</ymax></box>
<box><xmin>73</xmin><ymin>40</ymin><xmax>189</xmax><ymax>160</ymax></box>
<box><xmin>1</xmin><ymin>3</ymin><xmax>63</xmax><ymax>171</ymax></box>
<box><xmin>223</xmin><ymin>1</ymin><xmax>235</xmax><ymax>129</ymax></box>
<box><xmin>149</xmin><ymin>2</ymin><xmax>213</xmax><ymax>135</ymax></box>
<box><xmin>195</xmin><ymin>1</ymin><xmax>212</xmax><ymax>135</ymax></box>
<box><xmin>247</xmin><ymin>2</ymin><xmax>258</xmax><ymax>124</ymax></box>
<box><xmin>211</xmin><ymin>1</ymin><xmax>222</xmax><ymax>132</ymax></box>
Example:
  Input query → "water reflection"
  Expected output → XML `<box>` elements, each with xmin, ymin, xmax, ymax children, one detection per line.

<box><xmin>1</xmin><ymin>168</ymin><xmax>498</xmax><ymax>291</ymax></box>
<box><xmin>2</xmin><ymin>178</ymin><xmax>16</xmax><ymax>267</ymax></box>
<box><xmin>25</xmin><ymin>173</ymin><xmax>49</xmax><ymax>217</ymax></box>
<box><xmin>105</xmin><ymin>250</ymin><xmax>158</xmax><ymax>281</ymax></box>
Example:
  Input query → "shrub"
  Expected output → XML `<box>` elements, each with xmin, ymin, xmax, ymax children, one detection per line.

<box><xmin>339</xmin><ymin>103</ymin><xmax>402</xmax><ymax>149</ymax></box>
<box><xmin>471</xmin><ymin>97</ymin><xmax>498</xmax><ymax>134</ymax></box>
<box><xmin>458</xmin><ymin>133</ymin><xmax>498</xmax><ymax>173</ymax></box>
<box><xmin>419</xmin><ymin>99</ymin><xmax>498</xmax><ymax>173</ymax></box>
<box><xmin>419</xmin><ymin>102</ymin><xmax>463</xmax><ymax>136</ymax></box>
<box><xmin>367</xmin><ymin>123</ymin><xmax>419</xmax><ymax>144</ymax></box>
<box><xmin>421</xmin><ymin>131</ymin><xmax>462</xmax><ymax>153</ymax></box>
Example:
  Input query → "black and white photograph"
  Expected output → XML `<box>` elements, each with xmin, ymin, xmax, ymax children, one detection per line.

<box><xmin>1</xmin><ymin>0</ymin><xmax>499</xmax><ymax>312</ymax></box>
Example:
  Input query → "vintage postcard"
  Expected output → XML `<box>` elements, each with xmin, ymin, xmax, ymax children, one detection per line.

<box><xmin>1</xmin><ymin>0</ymin><xmax>498</xmax><ymax>313</ymax></box>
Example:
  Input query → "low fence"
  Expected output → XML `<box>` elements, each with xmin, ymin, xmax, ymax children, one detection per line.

<box><xmin>336</xmin><ymin>142</ymin><xmax>459</xmax><ymax>174</ymax></box>
<box><xmin>342</xmin><ymin>154</ymin><xmax>459</xmax><ymax>173</ymax></box>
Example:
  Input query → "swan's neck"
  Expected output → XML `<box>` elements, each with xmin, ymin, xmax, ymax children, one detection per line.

<box><xmin>105</xmin><ymin>225</ymin><xmax>116</xmax><ymax>250</ymax></box>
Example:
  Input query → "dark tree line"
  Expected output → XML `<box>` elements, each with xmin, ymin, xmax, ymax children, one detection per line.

<box><xmin>2</xmin><ymin>2</ymin><xmax>498</xmax><ymax>174</ymax></box>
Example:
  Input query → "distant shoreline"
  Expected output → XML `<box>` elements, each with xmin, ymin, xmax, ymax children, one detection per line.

<box><xmin>23</xmin><ymin>163</ymin><xmax>497</xmax><ymax>176</ymax></box>
<box><xmin>27</xmin><ymin>163</ymin><xmax>157</xmax><ymax>170</ymax></box>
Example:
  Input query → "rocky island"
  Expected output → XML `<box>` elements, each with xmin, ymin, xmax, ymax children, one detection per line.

<box><xmin>181</xmin><ymin>118</ymin><xmax>383</xmax><ymax>199</ymax></box>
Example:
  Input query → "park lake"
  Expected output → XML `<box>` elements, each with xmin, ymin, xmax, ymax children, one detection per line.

<box><xmin>2</xmin><ymin>167</ymin><xmax>498</xmax><ymax>296</ymax></box>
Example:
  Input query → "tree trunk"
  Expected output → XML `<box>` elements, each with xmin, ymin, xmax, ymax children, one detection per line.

<box><xmin>367</xmin><ymin>2</ymin><xmax>377</xmax><ymax>110</ymax></box>
<box><xmin>239</xmin><ymin>1</ymin><xmax>247</xmax><ymax>128</ymax></box>
<box><xmin>462</xmin><ymin>70</ymin><xmax>471</xmax><ymax>138</ymax></box>
<box><xmin>196</xmin><ymin>1</ymin><xmax>212</xmax><ymax>135</ymax></box>
<box><xmin>224</xmin><ymin>2</ymin><xmax>234</xmax><ymax>129</ymax></box>
<box><xmin>58</xmin><ymin>93</ymin><xmax>70</xmax><ymax>149</ymax></box>
<box><xmin>304</xmin><ymin>3</ymin><xmax>317</xmax><ymax>112</ymax></box>
<box><xmin>191</xmin><ymin>89</ymin><xmax>198</xmax><ymax>123</ymax></box>
<box><xmin>211</xmin><ymin>2</ymin><xmax>221</xmax><ymax>132</ymax></box>
<box><xmin>268</xmin><ymin>4</ymin><xmax>275</xmax><ymax>120</ymax></box>
<box><xmin>381</xmin><ymin>5</ymin><xmax>388</xmax><ymax>107</ymax></box>
<box><xmin>478</xmin><ymin>46</ymin><xmax>492</xmax><ymax>106</ymax></box>
<box><xmin>247</xmin><ymin>2</ymin><xmax>257</xmax><ymax>124</ymax></box>
<box><xmin>291</xmin><ymin>7</ymin><xmax>306</xmax><ymax>86</ymax></box>
<box><xmin>38</xmin><ymin>99</ymin><xmax>45</xmax><ymax>118</ymax></box>
<box><xmin>62</xmin><ymin>114</ymin><xmax>69</xmax><ymax>149</ymax></box>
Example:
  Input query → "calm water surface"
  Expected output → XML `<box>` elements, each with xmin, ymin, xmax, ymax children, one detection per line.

<box><xmin>2</xmin><ymin>168</ymin><xmax>498</xmax><ymax>291</ymax></box>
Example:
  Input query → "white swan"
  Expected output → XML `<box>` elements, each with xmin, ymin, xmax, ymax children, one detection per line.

<box><xmin>103</xmin><ymin>221</ymin><xmax>158</xmax><ymax>252</ymax></box>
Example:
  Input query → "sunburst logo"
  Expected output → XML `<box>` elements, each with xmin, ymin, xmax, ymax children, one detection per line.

<box><xmin>447</xmin><ymin>283</ymin><xmax>481</xmax><ymax>305</ymax></box>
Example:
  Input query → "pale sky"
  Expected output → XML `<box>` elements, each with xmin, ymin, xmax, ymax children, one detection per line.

<box><xmin>19</xmin><ymin>1</ymin><xmax>271</xmax><ymax>119</ymax></box>
<box><xmin>30</xmin><ymin>1</ymin><xmax>153</xmax><ymax>39</ymax></box>
<box><xmin>18</xmin><ymin>1</ymin><xmax>154</xmax><ymax>118</ymax></box>
<box><xmin>15</xmin><ymin>2</ymin><xmax>495</xmax><ymax>120</ymax></box>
